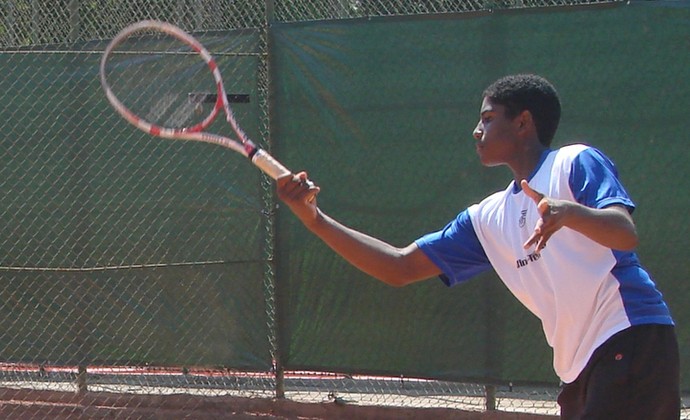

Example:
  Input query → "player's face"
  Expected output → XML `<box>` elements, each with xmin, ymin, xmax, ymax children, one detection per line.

<box><xmin>472</xmin><ymin>97</ymin><xmax>521</xmax><ymax>167</ymax></box>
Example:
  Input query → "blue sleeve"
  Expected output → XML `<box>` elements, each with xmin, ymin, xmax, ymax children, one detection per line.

<box><xmin>414</xmin><ymin>209</ymin><xmax>491</xmax><ymax>287</ymax></box>
<box><xmin>570</xmin><ymin>147</ymin><xmax>636</xmax><ymax>213</ymax></box>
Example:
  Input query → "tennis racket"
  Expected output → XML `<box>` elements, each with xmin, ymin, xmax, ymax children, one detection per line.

<box><xmin>99</xmin><ymin>20</ymin><xmax>295</xmax><ymax>181</ymax></box>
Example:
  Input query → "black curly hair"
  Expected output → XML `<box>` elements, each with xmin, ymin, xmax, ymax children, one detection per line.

<box><xmin>483</xmin><ymin>74</ymin><xmax>561</xmax><ymax>147</ymax></box>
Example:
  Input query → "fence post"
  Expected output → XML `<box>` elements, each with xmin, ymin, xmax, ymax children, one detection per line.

<box><xmin>76</xmin><ymin>365</ymin><xmax>88</xmax><ymax>394</ymax></box>
<box><xmin>485</xmin><ymin>384</ymin><xmax>496</xmax><ymax>411</ymax></box>
<box><xmin>68</xmin><ymin>0</ymin><xmax>80</xmax><ymax>42</ymax></box>
<box><xmin>263</xmin><ymin>0</ymin><xmax>286</xmax><ymax>399</ymax></box>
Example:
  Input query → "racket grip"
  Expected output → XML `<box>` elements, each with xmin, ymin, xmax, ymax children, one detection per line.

<box><xmin>251</xmin><ymin>149</ymin><xmax>292</xmax><ymax>180</ymax></box>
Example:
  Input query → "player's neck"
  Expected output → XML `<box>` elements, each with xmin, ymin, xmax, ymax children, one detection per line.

<box><xmin>508</xmin><ymin>143</ymin><xmax>549</xmax><ymax>183</ymax></box>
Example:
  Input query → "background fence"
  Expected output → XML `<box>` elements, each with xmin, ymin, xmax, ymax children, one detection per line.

<box><xmin>0</xmin><ymin>0</ymin><xmax>688</xmax><ymax>417</ymax></box>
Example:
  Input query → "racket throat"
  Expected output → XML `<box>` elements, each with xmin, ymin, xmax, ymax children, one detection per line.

<box><xmin>244</xmin><ymin>142</ymin><xmax>259</xmax><ymax>158</ymax></box>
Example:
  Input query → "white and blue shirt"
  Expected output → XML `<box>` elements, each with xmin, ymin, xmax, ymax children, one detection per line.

<box><xmin>415</xmin><ymin>144</ymin><xmax>673</xmax><ymax>383</ymax></box>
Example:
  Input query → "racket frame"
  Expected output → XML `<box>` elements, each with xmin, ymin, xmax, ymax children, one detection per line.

<box><xmin>100</xmin><ymin>20</ymin><xmax>292</xmax><ymax>180</ymax></box>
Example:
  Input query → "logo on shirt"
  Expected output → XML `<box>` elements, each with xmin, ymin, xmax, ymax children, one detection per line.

<box><xmin>519</xmin><ymin>209</ymin><xmax>527</xmax><ymax>228</ymax></box>
<box><xmin>516</xmin><ymin>252</ymin><xmax>541</xmax><ymax>269</ymax></box>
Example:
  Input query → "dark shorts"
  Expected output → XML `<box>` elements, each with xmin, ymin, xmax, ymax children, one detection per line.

<box><xmin>557</xmin><ymin>324</ymin><xmax>680</xmax><ymax>420</ymax></box>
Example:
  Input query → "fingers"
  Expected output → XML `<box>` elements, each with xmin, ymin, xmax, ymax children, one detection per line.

<box><xmin>520</xmin><ymin>179</ymin><xmax>545</xmax><ymax>205</ymax></box>
<box><xmin>277</xmin><ymin>171</ymin><xmax>320</xmax><ymax>203</ymax></box>
<box><xmin>523</xmin><ymin>218</ymin><xmax>549</xmax><ymax>252</ymax></box>
<box><xmin>521</xmin><ymin>180</ymin><xmax>550</xmax><ymax>253</ymax></box>
<box><xmin>523</xmin><ymin>229</ymin><xmax>549</xmax><ymax>253</ymax></box>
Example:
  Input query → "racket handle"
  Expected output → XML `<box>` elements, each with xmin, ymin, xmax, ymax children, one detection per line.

<box><xmin>251</xmin><ymin>149</ymin><xmax>292</xmax><ymax>180</ymax></box>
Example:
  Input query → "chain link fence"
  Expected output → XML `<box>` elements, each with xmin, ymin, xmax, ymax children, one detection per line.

<box><xmin>2</xmin><ymin>0</ymin><xmax>688</xmax><ymax>418</ymax></box>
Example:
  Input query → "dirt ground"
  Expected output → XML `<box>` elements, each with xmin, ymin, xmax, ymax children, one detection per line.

<box><xmin>0</xmin><ymin>388</ymin><xmax>558</xmax><ymax>419</ymax></box>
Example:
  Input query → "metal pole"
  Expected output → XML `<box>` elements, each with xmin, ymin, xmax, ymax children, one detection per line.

<box><xmin>485</xmin><ymin>384</ymin><xmax>497</xmax><ymax>411</ymax></box>
<box><xmin>263</xmin><ymin>0</ymin><xmax>285</xmax><ymax>399</ymax></box>
<box><xmin>69</xmin><ymin>0</ymin><xmax>80</xmax><ymax>42</ymax></box>
<box><xmin>76</xmin><ymin>365</ymin><xmax>88</xmax><ymax>394</ymax></box>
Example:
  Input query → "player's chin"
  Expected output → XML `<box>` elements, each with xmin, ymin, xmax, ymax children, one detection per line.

<box><xmin>476</xmin><ymin>152</ymin><xmax>498</xmax><ymax>167</ymax></box>
<box><xmin>480</xmin><ymin>157</ymin><xmax>505</xmax><ymax>168</ymax></box>
<box><xmin>475</xmin><ymin>146</ymin><xmax>494</xmax><ymax>165</ymax></box>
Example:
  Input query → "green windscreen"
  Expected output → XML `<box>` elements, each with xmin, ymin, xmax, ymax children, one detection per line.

<box><xmin>271</xmin><ymin>2</ymin><xmax>689</xmax><ymax>386</ymax></box>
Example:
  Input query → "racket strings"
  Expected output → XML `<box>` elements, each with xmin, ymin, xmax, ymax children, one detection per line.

<box><xmin>103</xmin><ymin>32</ymin><xmax>217</xmax><ymax>131</ymax></box>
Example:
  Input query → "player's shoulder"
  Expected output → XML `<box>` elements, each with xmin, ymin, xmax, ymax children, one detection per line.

<box><xmin>551</xmin><ymin>143</ymin><xmax>604</xmax><ymax>170</ymax></box>
<box><xmin>555</xmin><ymin>143</ymin><xmax>591</xmax><ymax>159</ymax></box>
<box><xmin>555</xmin><ymin>142</ymin><xmax>617</xmax><ymax>169</ymax></box>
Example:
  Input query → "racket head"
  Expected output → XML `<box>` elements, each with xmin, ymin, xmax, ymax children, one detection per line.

<box><xmin>100</xmin><ymin>20</ymin><xmax>230</xmax><ymax>142</ymax></box>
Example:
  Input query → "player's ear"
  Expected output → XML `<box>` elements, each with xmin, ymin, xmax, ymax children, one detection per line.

<box><xmin>517</xmin><ymin>110</ymin><xmax>532</xmax><ymax>128</ymax></box>
<box><xmin>516</xmin><ymin>110</ymin><xmax>536</xmax><ymax>137</ymax></box>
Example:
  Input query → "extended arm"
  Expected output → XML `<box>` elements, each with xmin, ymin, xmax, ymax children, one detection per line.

<box><xmin>277</xmin><ymin>173</ymin><xmax>441</xmax><ymax>286</ymax></box>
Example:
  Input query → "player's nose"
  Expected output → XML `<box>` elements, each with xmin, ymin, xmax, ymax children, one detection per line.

<box><xmin>472</xmin><ymin>123</ymin><xmax>483</xmax><ymax>140</ymax></box>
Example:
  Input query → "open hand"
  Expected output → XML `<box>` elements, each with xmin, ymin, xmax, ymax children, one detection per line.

<box><xmin>521</xmin><ymin>179</ymin><xmax>570</xmax><ymax>253</ymax></box>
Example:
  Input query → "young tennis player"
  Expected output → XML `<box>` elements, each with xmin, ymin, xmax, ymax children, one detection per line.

<box><xmin>276</xmin><ymin>74</ymin><xmax>680</xmax><ymax>419</ymax></box>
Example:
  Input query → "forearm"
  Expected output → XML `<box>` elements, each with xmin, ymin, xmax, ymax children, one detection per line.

<box><xmin>301</xmin><ymin>209</ymin><xmax>431</xmax><ymax>286</ymax></box>
<box><xmin>563</xmin><ymin>204</ymin><xmax>638</xmax><ymax>250</ymax></box>
<box><xmin>276</xmin><ymin>173</ymin><xmax>439</xmax><ymax>285</ymax></box>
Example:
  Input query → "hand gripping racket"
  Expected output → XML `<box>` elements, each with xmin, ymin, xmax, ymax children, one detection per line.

<box><xmin>99</xmin><ymin>20</ymin><xmax>294</xmax><ymax>181</ymax></box>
